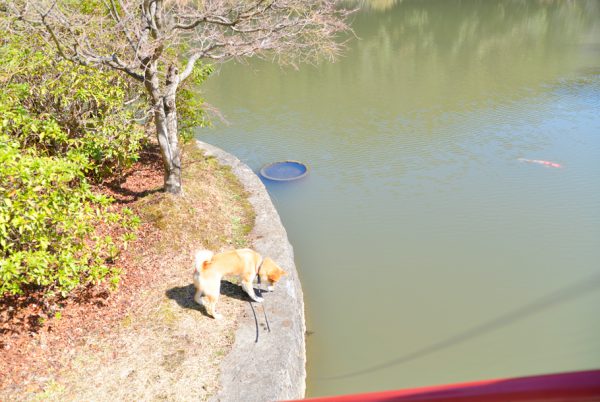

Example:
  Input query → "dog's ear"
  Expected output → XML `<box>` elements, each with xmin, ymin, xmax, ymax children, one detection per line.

<box><xmin>263</xmin><ymin>258</ymin><xmax>286</xmax><ymax>281</ymax></box>
<box><xmin>266</xmin><ymin>258</ymin><xmax>286</xmax><ymax>274</ymax></box>
<box><xmin>274</xmin><ymin>265</ymin><xmax>287</xmax><ymax>281</ymax></box>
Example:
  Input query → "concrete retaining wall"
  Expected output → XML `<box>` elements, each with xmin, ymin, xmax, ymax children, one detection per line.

<box><xmin>197</xmin><ymin>140</ymin><xmax>306</xmax><ymax>402</ymax></box>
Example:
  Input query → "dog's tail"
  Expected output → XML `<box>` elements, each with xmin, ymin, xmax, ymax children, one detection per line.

<box><xmin>194</xmin><ymin>249</ymin><xmax>214</xmax><ymax>273</ymax></box>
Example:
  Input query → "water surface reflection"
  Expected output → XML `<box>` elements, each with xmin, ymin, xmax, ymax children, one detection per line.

<box><xmin>199</xmin><ymin>0</ymin><xmax>600</xmax><ymax>396</ymax></box>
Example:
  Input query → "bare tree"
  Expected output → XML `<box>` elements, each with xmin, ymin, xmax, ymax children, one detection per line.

<box><xmin>4</xmin><ymin>0</ymin><xmax>351</xmax><ymax>194</ymax></box>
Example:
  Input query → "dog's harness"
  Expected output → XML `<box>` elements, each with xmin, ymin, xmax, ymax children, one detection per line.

<box><xmin>256</xmin><ymin>259</ymin><xmax>264</xmax><ymax>289</ymax></box>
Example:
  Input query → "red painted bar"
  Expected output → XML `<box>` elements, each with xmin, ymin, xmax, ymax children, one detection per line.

<box><xmin>294</xmin><ymin>370</ymin><xmax>600</xmax><ymax>402</ymax></box>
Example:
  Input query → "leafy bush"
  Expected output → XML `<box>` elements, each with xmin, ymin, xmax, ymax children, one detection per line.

<box><xmin>176</xmin><ymin>62</ymin><xmax>214</xmax><ymax>142</ymax></box>
<box><xmin>0</xmin><ymin>135</ymin><xmax>139</xmax><ymax>296</ymax></box>
<box><xmin>0</xmin><ymin>35</ymin><xmax>146</xmax><ymax>180</ymax></box>
<box><xmin>0</xmin><ymin>34</ymin><xmax>142</xmax><ymax>297</ymax></box>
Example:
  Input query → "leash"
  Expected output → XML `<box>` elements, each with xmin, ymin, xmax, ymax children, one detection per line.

<box><xmin>257</xmin><ymin>275</ymin><xmax>271</xmax><ymax>333</ymax></box>
<box><xmin>249</xmin><ymin>300</ymin><xmax>260</xmax><ymax>343</ymax></box>
<box><xmin>250</xmin><ymin>265</ymin><xmax>271</xmax><ymax>343</ymax></box>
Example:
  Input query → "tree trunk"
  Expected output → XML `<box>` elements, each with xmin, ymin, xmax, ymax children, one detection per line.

<box><xmin>154</xmin><ymin>104</ymin><xmax>182</xmax><ymax>194</ymax></box>
<box><xmin>148</xmin><ymin>64</ymin><xmax>183</xmax><ymax>195</ymax></box>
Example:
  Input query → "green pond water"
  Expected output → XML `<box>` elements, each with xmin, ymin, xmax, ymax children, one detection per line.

<box><xmin>198</xmin><ymin>0</ymin><xmax>600</xmax><ymax>397</ymax></box>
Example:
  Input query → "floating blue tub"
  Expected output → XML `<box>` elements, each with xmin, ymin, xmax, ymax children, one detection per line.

<box><xmin>260</xmin><ymin>160</ymin><xmax>308</xmax><ymax>182</ymax></box>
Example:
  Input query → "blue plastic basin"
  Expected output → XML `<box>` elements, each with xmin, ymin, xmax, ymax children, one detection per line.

<box><xmin>260</xmin><ymin>161</ymin><xmax>308</xmax><ymax>181</ymax></box>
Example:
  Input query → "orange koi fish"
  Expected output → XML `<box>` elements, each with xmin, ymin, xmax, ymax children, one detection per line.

<box><xmin>518</xmin><ymin>158</ymin><xmax>562</xmax><ymax>168</ymax></box>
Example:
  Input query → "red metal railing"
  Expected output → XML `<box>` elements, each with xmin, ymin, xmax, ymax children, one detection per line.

<box><xmin>295</xmin><ymin>370</ymin><xmax>600</xmax><ymax>402</ymax></box>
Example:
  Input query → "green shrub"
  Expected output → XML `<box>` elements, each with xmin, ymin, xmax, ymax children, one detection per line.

<box><xmin>0</xmin><ymin>135</ymin><xmax>139</xmax><ymax>296</ymax></box>
<box><xmin>0</xmin><ymin>35</ymin><xmax>146</xmax><ymax>180</ymax></box>
<box><xmin>176</xmin><ymin>62</ymin><xmax>214</xmax><ymax>142</ymax></box>
<box><xmin>0</xmin><ymin>33</ymin><xmax>142</xmax><ymax>298</ymax></box>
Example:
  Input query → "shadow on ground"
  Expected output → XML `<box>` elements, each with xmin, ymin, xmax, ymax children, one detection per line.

<box><xmin>165</xmin><ymin>281</ymin><xmax>258</xmax><ymax>318</ymax></box>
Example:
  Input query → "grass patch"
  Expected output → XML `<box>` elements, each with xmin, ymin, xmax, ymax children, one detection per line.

<box><xmin>122</xmin><ymin>314</ymin><xmax>133</xmax><ymax>328</ymax></box>
<box><xmin>157</xmin><ymin>300</ymin><xmax>178</xmax><ymax>327</ymax></box>
<box><xmin>137</xmin><ymin>142</ymin><xmax>254</xmax><ymax>252</ymax></box>
<box><xmin>33</xmin><ymin>380</ymin><xmax>65</xmax><ymax>401</ymax></box>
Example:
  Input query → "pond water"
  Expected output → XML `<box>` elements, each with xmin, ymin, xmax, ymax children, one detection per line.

<box><xmin>198</xmin><ymin>0</ymin><xmax>600</xmax><ymax>397</ymax></box>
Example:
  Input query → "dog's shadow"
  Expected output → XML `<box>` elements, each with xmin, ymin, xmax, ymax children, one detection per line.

<box><xmin>165</xmin><ymin>280</ymin><xmax>257</xmax><ymax>318</ymax></box>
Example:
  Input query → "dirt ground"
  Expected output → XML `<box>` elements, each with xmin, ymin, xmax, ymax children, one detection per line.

<box><xmin>0</xmin><ymin>142</ymin><xmax>255</xmax><ymax>401</ymax></box>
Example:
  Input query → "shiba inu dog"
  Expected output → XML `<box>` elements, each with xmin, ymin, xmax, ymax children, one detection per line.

<box><xmin>193</xmin><ymin>248</ymin><xmax>286</xmax><ymax>319</ymax></box>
